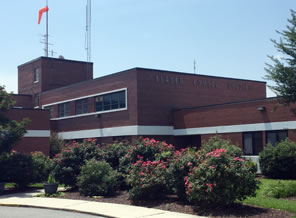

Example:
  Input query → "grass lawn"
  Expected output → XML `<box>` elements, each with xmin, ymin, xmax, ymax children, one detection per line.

<box><xmin>242</xmin><ymin>178</ymin><xmax>296</xmax><ymax>216</ymax></box>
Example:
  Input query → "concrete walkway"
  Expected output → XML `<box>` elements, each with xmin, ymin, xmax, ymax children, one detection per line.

<box><xmin>0</xmin><ymin>190</ymin><xmax>207</xmax><ymax>218</ymax></box>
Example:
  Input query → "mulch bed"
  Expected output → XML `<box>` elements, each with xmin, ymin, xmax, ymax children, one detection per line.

<box><xmin>58</xmin><ymin>190</ymin><xmax>294</xmax><ymax>218</ymax></box>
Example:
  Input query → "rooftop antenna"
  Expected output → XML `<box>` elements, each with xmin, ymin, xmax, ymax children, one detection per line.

<box><xmin>46</xmin><ymin>0</ymin><xmax>49</xmax><ymax>57</ymax></box>
<box><xmin>85</xmin><ymin>0</ymin><xmax>92</xmax><ymax>78</ymax></box>
<box><xmin>38</xmin><ymin>0</ymin><xmax>49</xmax><ymax>57</ymax></box>
<box><xmin>85</xmin><ymin>0</ymin><xmax>92</xmax><ymax>62</ymax></box>
<box><xmin>194</xmin><ymin>59</ymin><xmax>197</xmax><ymax>74</ymax></box>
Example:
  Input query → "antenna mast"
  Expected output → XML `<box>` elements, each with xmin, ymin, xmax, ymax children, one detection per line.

<box><xmin>45</xmin><ymin>0</ymin><xmax>49</xmax><ymax>57</ymax></box>
<box><xmin>85</xmin><ymin>0</ymin><xmax>91</xmax><ymax>63</ymax></box>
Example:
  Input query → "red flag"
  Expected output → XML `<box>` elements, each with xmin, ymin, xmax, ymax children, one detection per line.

<box><xmin>38</xmin><ymin>6</ymin><xmax>49</xmax><ymax>24</ymax></box>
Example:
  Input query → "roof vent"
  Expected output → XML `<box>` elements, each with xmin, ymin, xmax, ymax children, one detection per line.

<box><xmin>59</xmin><ymin>55</ymin><xmax>64</xmax><ymax>59</ymax></box>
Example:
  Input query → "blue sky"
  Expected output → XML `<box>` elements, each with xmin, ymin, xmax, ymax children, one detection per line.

<box><xmin>0</xmin><ymin>0</ymin><xmax>295</xmax><ymax>96</ymax></box>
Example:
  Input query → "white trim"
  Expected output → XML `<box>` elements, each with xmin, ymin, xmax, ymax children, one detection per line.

<box><xmin>57</xmin><ymin>121</ymin><xmax>296</xmax><ymax>139</ymax></box>
<box><xmin>174</xmin><ymin>121</ymin><xmax>296</xmax><ymax>135</ymax></box>
<box><xmin>42</xmin><ymin>88</ymin><xmax>127</xmax><ymax>108</ymax></box>
<box><xmin>24</xmin><ymin>130</ymin><xmax>50</xmax><ymax>137</ymax></box>
<box><xmin>42</xmin><ymin>88</ymin><xmax>128</xmax><ymax>120</ymax></box>
<box><xmin>50</xmin><ymin>108</ymin><xmax>127</xmax><ymax>120</ymax></box>
<box><xmin>58</xmin><ymin>125</ymin><xmax>174</xmax><ymax>139</ymax></box>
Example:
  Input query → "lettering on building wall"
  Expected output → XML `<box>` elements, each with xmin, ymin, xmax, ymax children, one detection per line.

<box><xmin>155</xmin><ymin>75</ymin><xmax>184</xmax><ymax>85</ymax></box>
<box><xmin>193</xmin><ymin>79</ymin><xmax>217</xmax><ymax>89</ymax></box>
<box><xmin>227</xmin><ymin>82</ymin><xmax>254</xmax><ymax>91</ymax></box>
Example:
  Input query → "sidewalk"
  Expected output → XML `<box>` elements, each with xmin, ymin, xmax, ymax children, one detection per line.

<box><xmin>0</xmin><ymin>190</ymin><xmax>207</xmax><ymax>218</ymax></box>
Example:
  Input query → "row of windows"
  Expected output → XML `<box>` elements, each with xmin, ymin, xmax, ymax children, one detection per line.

<box><xmin>44</xmin><ymin>90</ymin><xmax>126</xmax><ymax>118</ymax></box>
<box><xmin>243</xmin><ymin>130</ymin><xmax>288</xmax><ymax>155</ymax></box>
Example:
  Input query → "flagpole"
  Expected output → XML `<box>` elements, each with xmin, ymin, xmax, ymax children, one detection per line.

<box><xmin>46</xmin><ymin>0</ymin><xmax>48</xmax><ymax>57</ymax></box>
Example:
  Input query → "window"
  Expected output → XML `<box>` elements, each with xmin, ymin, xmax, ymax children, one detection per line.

<box><xmin>95</xmin><ymin>90</ymin><xmax>126</xmax><ymax>112</ymax></box>
<box><xmin>76</xmin><ymin>98</ymin><xmax>88</xmax><ymax>115</ymax></box>
<box><xmin>34</xmin><ymin>94</ymin><xmax>39</xmax><ymax>107</ymax></box>
<box><xmin>44</xmin><ymin>106</ymin><xmax>53</xmax><ymax>118</ymax></box>
<box><xmin>243</xmin><ymin>132</ymin><xmax>263</xmax><ymax>155</ymax></box>
<box><xmin>34</xmin><ymin>68</ymin><xmax>39</xmax><ymax>82</ymax></box>
<box><xmin>58</xmin><ymin>103</ymin><xmax>70</xmax><ymax>117</ymax></box>
<box><xmin>266</xmin><ymin>130</ymin><xmax>288</xmax><ymax>146</ymax></box>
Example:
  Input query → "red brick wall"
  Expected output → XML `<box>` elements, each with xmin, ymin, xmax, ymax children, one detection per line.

<box><xmin>201</xmin><ymin>133</ymin><xmax>243</xmax><ymax>149</ymax></box>
<box><xmin>137</xmin><ymin>68</ymin><xmax>266</xmax><ymax>126</ymax></box>
<box><xmin>174</xmin><ymin>98</ymin><xmax>296</xmax><ymax>129</ymax></box>
<box><xmin>3</xmin><ymin>108</ymin><xmax>50</xmax><ymax>155</ymax></box>
<box><xmin>18</xmin><ymin>57</ymin><xmax>93</xmax><ymax>97</ymax></box>
<box><xmin>13</xmin><ymin>137</ymin><xmax>50</xmax><ymax>156</ymax></box>
<box><xmin>41</xmin><ymin>69</ymin><xmax>138</xmax><ymax>132</ymax></box>
<box><xmin>13</xmin><ymin>94</ymin><xmax>33</xmax><ymax>108</ymax></box>
<box><xmin>18</xmin><ymin>58</ymin><xmax>42</xmax><ymax>95</ymax></box>
<box><xmin>5</xmin><ymin>108</ymin><xmax>50</xmax><ymax>130</ymax></box>
<box><xmin>41</xmin><ymin>58</ymin><xmax>93</xmax><ymax>92</ymax></box>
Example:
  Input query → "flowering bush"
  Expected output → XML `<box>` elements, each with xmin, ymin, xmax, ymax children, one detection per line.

<box><xmin>127</xmin><ymin>158</ymin><xmax>169</xmax><ymax>201</ymax></box>
<box><xmin>53</xmin><ymin>139</ymin><xmax>103</xmax><ymax>187</ymax></box>
<box><xmin>119</xmin><ymin>138</ymin><xmax>174</xmax><ymax>174</ymax></box>
<box><xmin>31</xmin><ymin>151</ymin><xmax>52</xmax><ymax>183</ymax></box>
<box><xmin>167</xmin><ymin>147</ymin><xmax>198</xmax><ymax>200</ymax></box>
<box><xmin>185</xmin><ymin>144</ymin><xmax>259</xmax><ymax>206</ymax></box>
<box><xmin>77</xmin><ymin>160</ymin><xmax>119</xmax><ymax>196</ymax></box>
<box><xmin>102</xmin><ymin>141</ymin><xmax>130</xmax><ymax>170</ymax></box>
<box><xmin>259</xmin><ymin>139</ymin><xmax>296</xmax><ymax>179</ymax></box>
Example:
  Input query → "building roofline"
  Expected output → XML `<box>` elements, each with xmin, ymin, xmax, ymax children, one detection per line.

<box><xmin>12</xmin><ymin>94</ymin><xmax>32</xmax><ymax>97</ymax></box>
<box><xmin>18</xmin><ymin>56</ymin><xmax>93</xmax><ymax>68</ymax></box>
<box><xmin>40</xmin><ymin>68</ymin><xmax>137</xmax><ymax>95</ymax></box>
<box><xmin>134</xmin><ymin>67</ymin><xmax>266</xmax><ymax>84</ymax></box>
<box><xmin>174</xmin><ymin>97</ymin><xmax>279</xmax><ymax>112</ymax></box>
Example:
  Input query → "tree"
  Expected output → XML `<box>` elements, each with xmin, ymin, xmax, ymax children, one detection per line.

<box><xmin>0</xmin><ymin>85</ymin><xmax>29</xmax><ymax>154</ymax></box>
<box><xmin>265</xmin><ymin>10</ymin><xmax>296</xmax><ymax>105</ymax></box>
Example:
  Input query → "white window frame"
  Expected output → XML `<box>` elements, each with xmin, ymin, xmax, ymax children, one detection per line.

<box><xmin>42</xmin><ymin>88</ymin><xmax>128</xmax><ymax>120</ymax></box>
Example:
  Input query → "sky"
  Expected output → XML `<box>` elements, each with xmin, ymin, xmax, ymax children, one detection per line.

<box><xmin>0</xmin><ymin>0</ymin><xmax>295</xmax><ymax>97</ymax></box>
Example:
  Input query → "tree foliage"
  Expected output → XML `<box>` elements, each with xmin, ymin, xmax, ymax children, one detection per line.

<box><xmin>265</xmin><ymin>10</ymin><xmax>296</xmax><ymax>104</ymax></box>
<box><xmin>0</xmin><ymin>85</ymin><xmax>29</xmax><ymax>154</ymax></box>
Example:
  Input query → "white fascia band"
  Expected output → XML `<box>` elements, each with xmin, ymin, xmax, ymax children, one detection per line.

<box><xmin>24</xmin><ymin>130</ymin><xmax>51</xmax><ymax>137</ymax></box>
<box><xmin>174</xmin><ymin>121</ymin><xmax>296</xmax><ymax>136</ymax></box>
<box><xmin>58</xmin><ymin>121</ymin><xmax>296</xmax><ymax>139</ymax></box>
<box><xmin>58</xmin><ymin>125</ymin><xmax>174</xmax><ymax>139</ymax></box>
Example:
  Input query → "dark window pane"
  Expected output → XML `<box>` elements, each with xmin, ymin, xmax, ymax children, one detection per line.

<box><xmin>253</xmin><ymin>132</ymin><xmax>263</xmax><ymax>155</ymax></box>
<box><xmin>278</xmin><ymin>131</ymin><xmax>288</xmax><ymax>142</ymax></box>
<box><xmin>103</xmin><ymin>95</ymin><xmax>111</xmax><ymax>110</ymax></box>
<box><xmin>267</xmin><ymin>132</ymin><xmax>277</xmax><ymax>146</ymax></box>
<box><xmin>243</xmin><ymin>133</ymin><xmax>253</xmax><ymax>155</ymax></box>
<box><xmin>95</xmin><ymin>90</ymin><xmax>126</xmax><ymax>112</ymax></box>
<box><xmin>76</xmin><ymin>99</ymin><xmax>88</xmax><ymax>115</ymax></box>
<box><xmin>243</xmin><ymin>132</ymin><xmax>263</xmax><ymax>155</ymax></box>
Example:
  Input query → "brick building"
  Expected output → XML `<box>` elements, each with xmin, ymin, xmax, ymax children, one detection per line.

<box><xmin>9</xmin><ymin>56</ymin><xmax>296</xmax><ymax>160</ymax></box>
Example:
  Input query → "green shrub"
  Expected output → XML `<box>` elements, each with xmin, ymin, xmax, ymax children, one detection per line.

<box><xmin>31</xmin><ymin>151</ymin><xmax>52</xmax><ymax>183</ymax></box>
<box><xmin>77</xmin><ymin>160</ymin><xmax>119</xmax><ymax>196</ymax></box>
<box><xmin>102</xmin><ymin>141</ymin><xmax>130</xmax><ymax>170</ymax></box>
<box><xmin>186</xmin><ymin>139</ymin><xmax>259</xmax><ymax>206</ymax></box>
<box><xmin>119</xmin><ymin>138</ymin><xmax>174</xmax><ymax>174</ymax></box>
<box><xmin>1</xmin><ymin>151</ymin><xmax>34</xmax><ymax>189</ymax></box>
<box><xmin>167</xmin><ymin>147</ymin><xmax>198</xmax><ymax>200</ymax></box>
<box><xmin>259</xmin><ymin>139</ymin><xmax>296</xmax><ymax>179</ymax></box>
<box><xmin>53</xmin><ymin>139</ymin><xmax>103</xmax><ymax>187</ymax></box>
<box><xmin>201</xmin><ymin>135</ymin><xmax>242</xmax><ymax>156</ymax></box>
<box><xmin>127</xmin><ymin>159</ymin><xmax>168</xmax><ymax>202</ymax></box>
<box><xmin>49</xmin><ymin>132</ymin><xmax>64</xmax><ymax>158</ymax></box>
<box><xmin>262</xmin><ymin>180</ymin><xmax>296</xmax><ymax>198</ymax></box>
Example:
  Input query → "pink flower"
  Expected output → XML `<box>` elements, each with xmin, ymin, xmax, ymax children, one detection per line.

<box><xmin>187</xmin><ymin>162</ymin><xmax>193</xmax><ymax>166</ymax></box>
<box><xmin>234</xmin><ymin>157</ymin><xmax>244</xmax><ymax>162</ymax></box>
<box><xmin>55</xmin><ymin>154</ymin><xmax>59</xmax><ymax>158</ymax></box>
<box><xmin>162</xmin><ymin>142</ymin><xmax>168</xmax><ymax>146</ymax></box>
<box><xmin>139</xmin><ymin>172</ymin><xmax>145</xmax><ymax>176</ymax></box>
<box><xmin>211</xmin><ymin>165</ymin><xmax>215</xmax><ymax>169</ymax></box>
